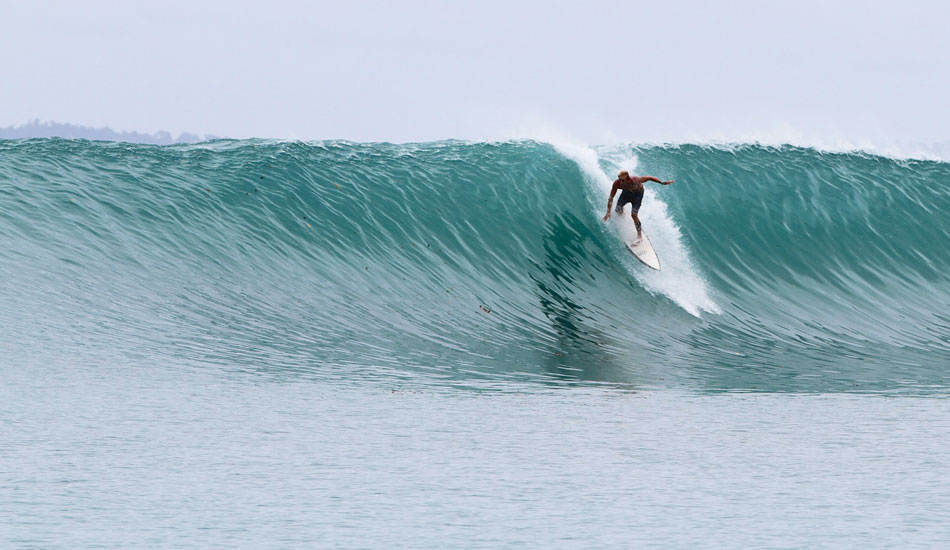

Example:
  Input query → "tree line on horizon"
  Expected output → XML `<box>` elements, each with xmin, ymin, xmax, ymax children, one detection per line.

<box><xmin>0</xmin><ymin>120</ymin><xmax>215</xmax><ymax>144</ymax></box>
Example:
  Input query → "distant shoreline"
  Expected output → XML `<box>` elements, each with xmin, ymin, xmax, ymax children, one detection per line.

<box><xmin>0</xmin><ymin>120</ymin><xmax>216</xmax><ymax>145</ymax></box>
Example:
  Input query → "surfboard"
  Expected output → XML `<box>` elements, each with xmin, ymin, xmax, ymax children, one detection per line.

<box><xmin>623</xmin><ymin>230</ymin><xmax>661</xmax><ymax>270</ymax></box>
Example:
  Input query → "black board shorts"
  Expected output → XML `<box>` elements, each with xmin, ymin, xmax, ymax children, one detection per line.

<box><xmin>615</xmin><ymin>189</ymin><xmax>644</xmax><ymax>214</ymax></box>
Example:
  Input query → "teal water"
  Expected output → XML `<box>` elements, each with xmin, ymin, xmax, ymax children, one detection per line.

<box><xmin>2</xmin><ymin>138</ymin><xmax>950</xmax><ymax>547</ymax></box>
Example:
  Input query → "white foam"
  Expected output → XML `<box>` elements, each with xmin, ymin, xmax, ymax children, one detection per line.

<box><xmin>549</xmin><ymin>140</ymin><xmax>720</xmax><ymax>318</ymax></box>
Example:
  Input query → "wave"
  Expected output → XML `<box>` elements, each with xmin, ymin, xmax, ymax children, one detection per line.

<box><xmin>2</xmin><ymin>137</ymin><xmax>948</xmax><ymax>392</ymax></box>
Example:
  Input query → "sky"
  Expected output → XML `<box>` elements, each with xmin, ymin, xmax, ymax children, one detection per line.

<box><xmin>3</xmin><ymin>0</ymin><xmax>949</xmax><ymax>147</ymax></box>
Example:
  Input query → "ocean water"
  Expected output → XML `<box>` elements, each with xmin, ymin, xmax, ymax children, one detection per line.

<box><xmin>2</xmin><ymin>138</ymin><xmax>949</xmax><ymax>547</ymax></box>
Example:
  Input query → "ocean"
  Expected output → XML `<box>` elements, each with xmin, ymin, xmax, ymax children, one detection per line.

<box><xmin>2</xmin><ymin>137</ymin><xmax>949</xmax><ymax>547</ymax></box>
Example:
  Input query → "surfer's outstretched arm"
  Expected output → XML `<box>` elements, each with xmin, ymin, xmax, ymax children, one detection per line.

<box><xmin>644</xmin><ymin>176</ymin><xmax>674</xmax><ymax>185</ymax></box>
<box><xmin>602</xmin><ymin>184</ymin><xmax>618</xmax><ymax>221</ymax></box>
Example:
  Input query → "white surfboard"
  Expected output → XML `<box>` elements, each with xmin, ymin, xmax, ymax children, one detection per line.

<box><xmin>619</xmin><ymin>221</ymin><xmax>660</xmax><ymax>270</ymax></box>
<box><xmin>626</xmin><ymin>233</ymin><xmax>660</xmax><ymax>270</ymax></box>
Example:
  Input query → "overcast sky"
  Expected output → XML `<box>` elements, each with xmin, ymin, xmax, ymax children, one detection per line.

<box><xmin>3</xmin><ymin>0</ymin><xmax>948</xmax><ymax>146</ymax></box>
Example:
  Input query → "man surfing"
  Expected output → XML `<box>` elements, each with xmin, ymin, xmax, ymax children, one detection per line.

<box><xmin>602</xmin><ymin>170</ymin><xmax>673</xmax><ymax>242</ymax></box>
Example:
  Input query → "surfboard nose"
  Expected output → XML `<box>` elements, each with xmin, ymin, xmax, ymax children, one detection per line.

<box><xmin>626</xmin><ymin>233</ymin><xmax>661</xmax><ymax>270</ymax></box>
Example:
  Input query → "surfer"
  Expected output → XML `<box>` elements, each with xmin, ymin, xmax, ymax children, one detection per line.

<box><xmin>602</xmin><ymin>170</ymin><xmax>673</xmax><ymax>241</ymax></box>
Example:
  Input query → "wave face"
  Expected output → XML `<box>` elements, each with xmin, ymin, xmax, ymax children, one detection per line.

<box><xmin>2</xmin><ymin>138</ymin><xmax>949</xmax><ymax>392</ymax></box>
